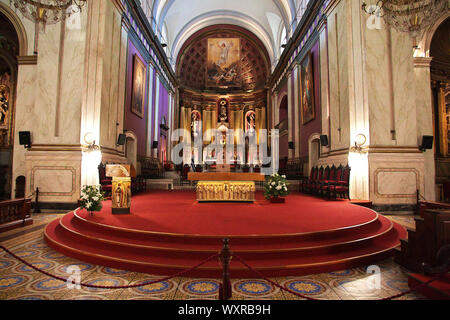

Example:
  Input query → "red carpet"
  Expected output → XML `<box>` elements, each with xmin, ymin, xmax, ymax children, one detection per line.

<box><xmin>44</xmin><ymin>191</ymin><xmax>407</xmax><ymax>278</ymax></box>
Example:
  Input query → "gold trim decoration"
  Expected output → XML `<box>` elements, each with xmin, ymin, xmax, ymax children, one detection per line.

<box><xmin>196</xmin><ymin>181</ymin><xmax>255</xmax><ymax>202</ymax></box>
<box><xmin>17</xmin><ymin>55</ymin><xmax>37</xmax><ymax>65</ymax></box>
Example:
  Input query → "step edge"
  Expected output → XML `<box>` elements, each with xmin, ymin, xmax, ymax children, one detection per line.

<box><xmin>60</xmin><ymin>213</ymin><xmax>394</xmax><ymax>254</ymax></box>
<box><xmin>44</xmin><ymin>222</ymin><xmax>400</xmax><ymax>271</ymax></box>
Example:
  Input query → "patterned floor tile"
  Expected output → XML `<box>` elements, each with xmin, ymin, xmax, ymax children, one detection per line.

<box><xmin>0</xmin><ymin>213</ymin><xmax>434</xmax><ymax>300</ymax></box>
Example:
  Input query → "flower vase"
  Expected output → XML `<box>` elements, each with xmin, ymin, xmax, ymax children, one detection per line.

<box><xmin>270</xmin><ymin>196</ymin><xmax>285</xmax><ymax>203</ymax></box>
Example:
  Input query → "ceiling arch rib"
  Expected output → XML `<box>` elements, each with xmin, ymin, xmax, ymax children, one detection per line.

<box><xmin>170</xmin><ymin>10</ymin><xmax>277</xmax><ymax>70</ymax></box>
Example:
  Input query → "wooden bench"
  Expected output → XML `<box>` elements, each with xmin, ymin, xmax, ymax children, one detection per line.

<box><xmin>395</xmin><ymin>201</ymin><xmax>450</xmax><ymax>272</ymax></box>
<box><xmin>0</xmin><ymin>198</ymin><xmax>33</xmax><ymax>233</ymax></box>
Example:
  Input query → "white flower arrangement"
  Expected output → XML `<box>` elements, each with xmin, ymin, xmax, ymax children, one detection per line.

<box><xmin>264</xmin><ymin>173</ymin><xmax>290</xmax><ymax>200</ymax></box>
<box><xmin>79</xmin><ymin>185</ymin><xmax>105</xmax><ymax>214</ymax></box>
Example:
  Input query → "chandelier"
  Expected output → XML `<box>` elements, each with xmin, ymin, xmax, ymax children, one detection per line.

<box><xmin>10</xmin><ymin>0</ymin><xmax>87</xmax><ymax>25</ymax></box>
<box><xmin>362</xmin><ymin>0</ymin><xmax>448</xmax><ymax>44</ymax></box>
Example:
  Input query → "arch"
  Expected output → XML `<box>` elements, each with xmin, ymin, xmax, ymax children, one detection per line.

<box><xmin>171</xmin><ymin>10</ymin><xmax>276</xmax><ymax>66</ymax></box>
<box><xmin>307</xmin><ymin>132</ymin><xmax>321</xmax><ymax>173</ymax></box>
<box><xmin>157</xmin><ymin>0</ymin><xmax>294</xmax><ymax>42</ymax></box>
<box><xmin>125</xmin><ymin>131</ymin><xmax>139</xmax><ymax>174</ymax></box>
<box><xmin>0</xmin><ymin>2</ymin><xmax>28</xmax><ymax>56</ymax></box>
<box><xmin>422</xmin><ymin>12</ymin><xmax>450</xmax><ymax>56</ymax></box>
<box><xmin>275</xmin><ymin>92</ymin><xmax>288</xmax><ymax>126</ymax></box>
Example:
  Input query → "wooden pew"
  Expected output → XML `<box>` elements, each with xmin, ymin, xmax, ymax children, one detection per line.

<box><xmin>395</xmin><ymin>201</ymin><xmax>450</xmax><ymax>272</ymax></box>
<box><xmin>0</xmin><ymin>198</ymin><xmax>33</xmax><ymax>233</ymax></box>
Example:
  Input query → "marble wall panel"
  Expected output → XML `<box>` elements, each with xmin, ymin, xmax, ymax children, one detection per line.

<box><xmin>369</xmin><ymin>153</ymin><xmax>425</xmax><ymax>205</ymax></box>
<box><xmin>25</xmin><ymin>152</ymin><xmax>82</xmax><ymax>203</ymax></box>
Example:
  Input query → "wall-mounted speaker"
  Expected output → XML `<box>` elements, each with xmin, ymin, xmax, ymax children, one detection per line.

<box><xmin>288</xmin><ymin>141</ymin><xmax>294</xmax><ymax>149</ymax></box>
<box><xmin>117</xmin><ymin>133</ymin><xmax>126</xmax><ymax>146</ymax></box>
<box><xmin>19</xmin><ymin>131</ymin><xmax>31</xmax><ymax>148</ymax></box>
<box><xmin>320</xmin><ymin>134</ymin><xmax>329</xmax><ymax>147</ymax></box>
<box><xmin>420</xmin><ymin>135</ymin><xmax>433</xmax><ymax>151</ymax></box>
<box><xmin>152</xmin><ymin>141</ymin><xmax>158</xmax><ymax>148</ymax></box>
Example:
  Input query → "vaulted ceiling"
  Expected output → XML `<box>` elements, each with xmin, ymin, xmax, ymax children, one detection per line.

<box><xmin>140</xmin><ymin>0</ymin><xmax>310</xmax><ymax>69</ymax></box>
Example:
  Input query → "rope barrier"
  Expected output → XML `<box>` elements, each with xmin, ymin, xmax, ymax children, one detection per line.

<box><xmin>234</xmin><ymin>255</ymin><xmax>449</xmax><ymax>300</ymax></box>
<box><xmin>0</xmin><ymin>245</ymin><xmax>218</xmax><ymax>289</ymax></box>
<box><xmin>2</xmin><ymin>243</ymin><xmax>448</xmax><ymax>299</ymax></box>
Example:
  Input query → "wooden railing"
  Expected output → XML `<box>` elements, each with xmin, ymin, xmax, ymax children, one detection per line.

<box><xmin>0</xmin><ymin>198</ymin><xmax>32</xmax><ymax>232</ymax></box>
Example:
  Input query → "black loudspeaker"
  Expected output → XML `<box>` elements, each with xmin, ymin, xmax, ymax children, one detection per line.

<box><xmin>117</xmin><ymin>133</ymin><xmax>126</xmax><ymax>146</ymax></box>
<box><xmin>19</xmin><ymin>131</ymin><xmax>31</xmax><ymax>148</ymax></box>
<box><xmin>420</xmin><ymin>135</ymin><xmax>433</xmax><ymax>151</ymax></box>
<box><xmin>152</xmin><ymin>141</ymin><xmax>158</xmax><ymax>148</ymax></box>
<box><xmin>288</xmin><ymin>141</ymin><xmax>294</xmax><ymax>149</ymax></box>
<box><xmin>320</xmin><ymin>134</ymin><xmax>329</xmax><ymax>146</ymax></box>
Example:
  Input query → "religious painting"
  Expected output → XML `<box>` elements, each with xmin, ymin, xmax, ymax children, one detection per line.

<box><xmin>245</xmin><ymin>110</ymin><xmax>256</xmax><ymax>132</ymax></box>
<box><xmin>0</xmin><ymin>73</ymin><xmax>10</xmax><ymax>128</ymax></box>
<box><xmin>191</xmin><ymin>110</ymin><xmax>202</xmax><ymax>139</ymax></box>
<box><xmin>131</xmin><ymin>54</ymin><xmax>146</xmax><ymax>118</ymax></box>
<box><xmin>300</xmin><ymin>52</ymin><xmax>315</xmax><ymax>124</ymax></box>
<box><xmin>206</xmin><ymin>38</ymin><xmax>241</xmax><ymax>87</ymax></box>
<box><xmin>112</xmin><ymin>177</ymin><xmax>131</xmax><ymax>210</ymax></box>
<box><xmin>217</xmin><ymin>98</ymin><xmax>229</xmax><ymax>123</ymax></box>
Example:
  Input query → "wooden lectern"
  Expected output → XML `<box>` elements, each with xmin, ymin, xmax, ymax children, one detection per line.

<box><xmin>106</xmin><ymin>164</ymin><xmax>135</xmax><ymax>214</ymax></box>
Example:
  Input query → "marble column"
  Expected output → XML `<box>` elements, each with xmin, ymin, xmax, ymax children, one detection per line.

<box><xmin>287</xmin><ymin>70</ymin><xmax>293</xmax><ymax>159</ymax></box>
<box><xmin>293</xmin><ymin>64</ymin><xmax>300</xmax><ymax>159</ymax></box>
<box><xmin>153</xmin><ymin>75</ymin><xmax>161</xmax><ymax>158</ymax></box>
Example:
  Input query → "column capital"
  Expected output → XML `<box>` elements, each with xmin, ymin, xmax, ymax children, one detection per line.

<box><xmin>413</xmin><ymin>57</ymin><xmax>433</xmax><ymax>68</ymax></box>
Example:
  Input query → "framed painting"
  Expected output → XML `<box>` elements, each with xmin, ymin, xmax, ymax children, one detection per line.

<box><xmin>131</xmin><ymin>54</ymin><xmax>146</xmax><ymax>118</ymax></box>
<box><xmin>300</xmin><ymin>52</ymin><xmax>315</xmax><ymax>124</ymax></box>
<box><xmin>245</xmin><ymin>110</ymin><xmax>256</xmax><ymax>132</ymax></box>
<box><xmin>206</xmin><ymin>38</ymin><xmax>241</xmax><ymax>88</ymax></box>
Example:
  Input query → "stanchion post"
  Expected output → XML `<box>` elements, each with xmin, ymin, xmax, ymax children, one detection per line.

<box><xmin>33</xmin><ymin>187</ymin><xmax>41</xmax><ymax>214</ymax></box>
<box><xmin>219</xmin><ymin>238</ymin><xmax>232</xmax><ymax>300</ymax></box>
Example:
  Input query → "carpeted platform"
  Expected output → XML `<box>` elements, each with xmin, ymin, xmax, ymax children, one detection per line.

<box><xmin>44</xmin><ymin>191</ymin><xmax>407</xmax><ymax>278</ymax></box>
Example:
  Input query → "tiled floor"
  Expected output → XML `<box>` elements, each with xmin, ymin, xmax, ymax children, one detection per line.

<box><xmin>0</xmin><ymin>212</ymin><xmax>426</xmax><ymax>300</ymax></box>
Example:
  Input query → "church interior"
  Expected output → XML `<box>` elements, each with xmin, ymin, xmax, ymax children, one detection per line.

<box><xmin>0</xmin><ymin>0</ymin><xmax>449</xmax><ymax>301</ymax></box>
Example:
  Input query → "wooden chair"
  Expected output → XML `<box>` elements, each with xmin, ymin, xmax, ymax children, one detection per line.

<box><xmin>320</xmin><ymin>165</ymin><xmax>341</xmax><ymax>198</ymax></box>
<box><xmin>301</xmin><ymin>166</ymin><xmax>315</xmax><ymax>193</ymax></box>
<box><xmin>305</xmin><ymin>166</ymin><xmax>320</xmax><ymax>193</ymax></box>
<box><xmin>329</xmin><ymin>165</ymin><xmax>351</xmax><ymax>199</ymax></box>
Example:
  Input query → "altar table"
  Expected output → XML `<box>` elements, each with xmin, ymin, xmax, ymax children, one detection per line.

<box><xmin>188</xmin><ymin>172</ymin><xmax>265</xmax><ymax>202</ymax></box>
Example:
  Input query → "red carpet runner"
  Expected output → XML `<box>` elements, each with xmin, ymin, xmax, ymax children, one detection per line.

<box><xmin>44</xmin><ymin>191</ymin><xmax>407</xmax><ymax>278</ymax></box>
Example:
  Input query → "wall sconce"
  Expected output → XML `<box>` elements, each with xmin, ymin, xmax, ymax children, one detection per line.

<box><xmin>350</xmin><ymin>133</ymin><xmax>367</xmax><ymax>153</ymax></box>
<box><xmin>82</xmin><ymin>132</ymin><xmax>100</xmax><ymax>153</ymax></box>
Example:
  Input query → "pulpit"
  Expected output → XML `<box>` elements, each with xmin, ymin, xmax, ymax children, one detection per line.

<box><xmin>106</xmin><ymin>164</ymin><xmax>135</xmax><ymax>214</ymax></box>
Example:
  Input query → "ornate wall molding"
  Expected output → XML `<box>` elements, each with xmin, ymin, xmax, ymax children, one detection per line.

<box><xmin>30</xmin><ymin>166</ymin><xmax>77</xmax><ymax>196</ymax></box>
<box><xmin>374</xmin><ymin>168</ymin><xmax>420</xmax><ymax>199</ymax></box>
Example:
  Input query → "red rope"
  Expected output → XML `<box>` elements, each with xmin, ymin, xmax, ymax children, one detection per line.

<box><xmin>0</xmin><ymin>245</ymin><xmax>218</xmax><ymax>289</ymax></box>
<box><xmin>234</xmin><ymin>255</ymin><xmax>449</xmax><ymax>300</ymax></box>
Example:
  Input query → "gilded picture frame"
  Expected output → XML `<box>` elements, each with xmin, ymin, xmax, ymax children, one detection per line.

<box><xmin>206</xmin><ymin>38</ymin><xmax>241</xmax><ymax>88</ymax></box>
<box><xmin>300</xmin><ymin>52</ymin><xmax>315</xmax><ymax>124</ymax></box>
<box><xmin>131</xmin><ymin>54</ymin><xmax>146</xmax><ymax>118</ymax></box>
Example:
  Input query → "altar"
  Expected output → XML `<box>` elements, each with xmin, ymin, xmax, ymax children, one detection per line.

<box><xmin>188</xmin><ymin>172</ymin><xmax>265</xmax><ymax>202</ymax></box>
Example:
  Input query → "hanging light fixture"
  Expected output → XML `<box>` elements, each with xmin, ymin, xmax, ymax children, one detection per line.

<box><xmin>362</xmin><ymin>0</ymin><xmax>448</xmax><ymax>46</ymax></box>
<box><xmin>10</xmin><ymin>0</ymin><xmax>87</xmax><ymax>26</ymax></box>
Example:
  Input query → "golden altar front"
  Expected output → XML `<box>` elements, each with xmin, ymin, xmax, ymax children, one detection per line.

<box><xmin>188</xmin><ymin>172</ymin><xmax>265</xmax><ymax>202</ymax></box>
